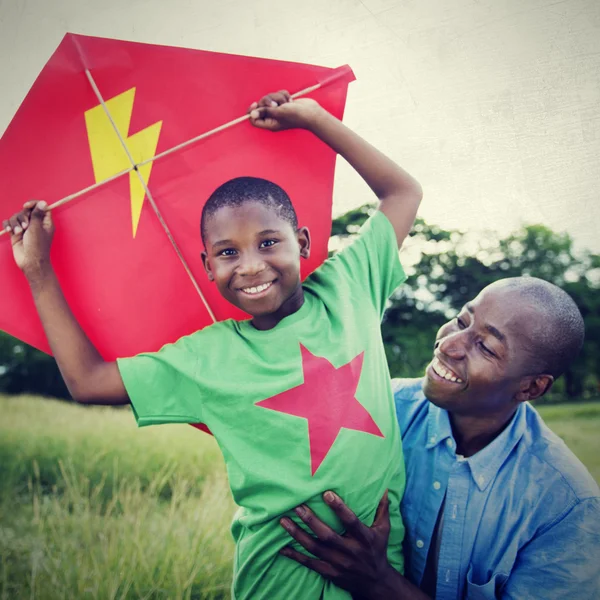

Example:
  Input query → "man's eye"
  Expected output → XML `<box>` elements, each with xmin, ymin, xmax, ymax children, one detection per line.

<box><xmin>456</xmin><ymin>317</ymin><xmax>466</xmax><ymax>329</ymax></box>
<box><xmin>479</xmin><ymin>342</ymin><xmax>495</xmax><ymax>357</ymax></box>
<box><xmin>260</xmin><ymin>239</ymin><xmax>277</xmax><ymax>248</ymax></box>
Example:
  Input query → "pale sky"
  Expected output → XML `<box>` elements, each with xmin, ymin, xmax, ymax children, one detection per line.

<box><xmin>1</xmin><ymin>0</ymin><xmax>599</xmax><ymax>251</ymax></box>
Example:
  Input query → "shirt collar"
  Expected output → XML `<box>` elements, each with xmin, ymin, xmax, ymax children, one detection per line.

<box><xmin>426</xmin><ymin>401</ymin><xmax>528</xmax><ymax>491</ymax></box>
<box><xmin>426</xmin><ymin>402</ymin><xmax>454</xmax><ymax>449</ymax></box>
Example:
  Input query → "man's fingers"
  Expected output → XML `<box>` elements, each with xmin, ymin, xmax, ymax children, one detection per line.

<box><xmin>322</xmin><ymin>491</ymin><xmax>368</xmax><ymax>541</ymax></box>
<box><xmin>293</xmin><ymin>505</ymin><xmax>345</xmax><ymax>549</ymax></box>
<box><xmin>279</xmin><ymin>546</ymin><xmax>338</xmax><ymax>580</ymax></box>
<box><xmin>280</xmin><ymin>517</ymin><xmax>330</xmax><ymax>558</ymax></box>
<box><xmin>373</xmin><ymin>490</ymin><xmax>391</xmax><ymax>537</ymax></box>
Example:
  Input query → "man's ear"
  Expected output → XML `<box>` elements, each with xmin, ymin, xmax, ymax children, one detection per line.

<box><xmin>201</xmin><ymin>250</ymin><xmax>214</xmax><ymax>281</ymax></box>
<box><xmin>515</xmin><ymin>374</ymin><xmax>554</xmax><ymax>403</ymax></box>
<box><xmin>297</xmin><ymin>226</ymin><xmax>311</xmax><ymax>259</ymax></box>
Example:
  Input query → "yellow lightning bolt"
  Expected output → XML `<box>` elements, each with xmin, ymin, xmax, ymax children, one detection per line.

<box><xmin>84</xmin><ymin>88</ymin><xmax>162</xmax><ymax>238</ymax></box>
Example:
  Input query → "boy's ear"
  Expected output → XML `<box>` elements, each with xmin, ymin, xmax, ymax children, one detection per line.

<box><xmin>514</xmin><ymin>374</ymin><xmax>554</xmax><ymax>403</ymax></box>
<box><xmin>201</xmin><ymin>250</ymin><xmax>214</xmax><ymax>281</ymax></box>
<box><xmin>297</xmin><ymin>226</ymin><xmax>311</xmax><ymax>259</ymax></box>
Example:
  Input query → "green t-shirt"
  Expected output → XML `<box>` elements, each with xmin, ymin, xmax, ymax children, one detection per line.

<box><xmin>117</xmin><ymin>210</ymin><xmax>407</xmax><ymax>599</ymax></box>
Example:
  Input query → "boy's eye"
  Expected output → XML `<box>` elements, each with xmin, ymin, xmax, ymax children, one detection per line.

<box><xmin>456</xmin><ymin>316</ymin><xmax>466</xmax><ymax>329</ymax></box>
<box><xmin>219</xmin><ymin>248</ymin><xmax>237</xmax><ymax>257</ymax></box>
<box><xmin>260</xmin><ymin>239</ymin><xmax>278</xmax><ymax>248</ymax></box>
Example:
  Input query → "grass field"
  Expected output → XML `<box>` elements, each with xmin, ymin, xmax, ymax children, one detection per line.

<box><xmin>1</xmin><ymin>395</ymin><xmax>598</xmax><ymax>599</ymax></box>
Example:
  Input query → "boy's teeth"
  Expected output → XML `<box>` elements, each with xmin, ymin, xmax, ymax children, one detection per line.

<box><xmin>242</xmin><ymin>282</ymin><xmax>272</xmax><ymax>295</ymax></box>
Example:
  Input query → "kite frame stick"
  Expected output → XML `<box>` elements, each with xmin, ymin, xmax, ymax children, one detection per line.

<box><xmin>135</xmin><ymin>83</ymin><xmax>322</xmax><ymax>168</ymax></box>
<box><xmin>84</xmin><ymin>69</ymin><xmax>218</xmax><ymax>323</ymax></box>
<box><xmin>0</xmin><ymin>168</ymin><xmax>134</xmax><ymax>236</ymax></box>
<box><xmin>0</xmin><ymin>76</ymin><xmax>334</xmax><ymax>239</ymax></box>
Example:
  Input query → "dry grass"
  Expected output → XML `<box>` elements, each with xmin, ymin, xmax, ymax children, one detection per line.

<box><xmin>1</xmin><ymin>395</ymin><xmax>598</xmax><ymax>598</ymax></box>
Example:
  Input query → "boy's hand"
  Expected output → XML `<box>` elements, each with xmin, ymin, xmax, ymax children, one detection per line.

<box><xmin>248</xmin><ymin>90</ymin><xmax>324</xmax><ymax>132</ymax></box>
<box><xmin>3</xmin><ymin>200</ymin><xmax>54</xmax><ymax>279</ymax></box>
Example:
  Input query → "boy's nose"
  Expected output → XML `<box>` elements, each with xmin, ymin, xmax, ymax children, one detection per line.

<box><xmin>238</xmin><ymin>253</ymin><xmax>267</xmax><ymax>276</ymax></box>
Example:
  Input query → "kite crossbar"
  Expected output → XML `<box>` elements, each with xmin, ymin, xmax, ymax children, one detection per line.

<box><xmin>1</xmin><ymin>71</ymin><xmax>340</xmax><ymax>243</ymax></box>
<box><xmin>135</xmin><ymin>81</ymin><xmax>324</xmax><ymax>168</ymax></box>
<box><xmin>0</xmin><ymin>168</ymin><xmax>135</xmax><ymax>236</ymax></box>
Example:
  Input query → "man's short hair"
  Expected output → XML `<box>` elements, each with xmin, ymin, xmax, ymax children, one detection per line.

<box><xmin>502</xmin><ymin>277</ymin><xmax>584</xmax><ymax>378</ymax></box>
<box><xmin>200</xmin><ymin>177</ymin><xmax>298</xmax><ymax>245</ymax></box>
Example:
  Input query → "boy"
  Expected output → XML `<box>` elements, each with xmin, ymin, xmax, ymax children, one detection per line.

<box><xmin>4</xmin><ymin>90</ymin><xmax>422</xmax><ymax>598</ymax></box>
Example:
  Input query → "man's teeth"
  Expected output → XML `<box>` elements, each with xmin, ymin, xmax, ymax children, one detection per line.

<box><xmin>242</xmin><ymin>282</ymin><xmax>273</xmax><ymax>295</ymax></box>
<box><xmin>432</xmin><ymin>357</ymin><xmax>463</xmax><ymax>383</ymax></box>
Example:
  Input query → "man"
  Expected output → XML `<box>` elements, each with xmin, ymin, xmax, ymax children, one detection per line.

<box><xmin>279</xmin><ymin>277</ymin><xmax>600</xmax><ymax>599</ymax></box>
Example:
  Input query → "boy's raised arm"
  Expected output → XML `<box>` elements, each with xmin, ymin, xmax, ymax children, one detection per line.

<box><xmin>249</xmin><ymin>91</ymin><xmax>422</xmax><ymax>248</ymax></box>
<box><xmin>3</xmin><ymin>201</ymin><xmax>129</xmax><ymax>405</ymax></box>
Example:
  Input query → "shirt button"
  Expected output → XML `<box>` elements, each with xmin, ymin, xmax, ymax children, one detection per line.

<box><xmin>430</xmin><ymin>436</ymin><xmax>436</xmax><ymax>444</ymax></box>
<box><xmin>478</xmin><ymin>475</ymin><xmax>485</xmax><ymax>485</ymax></box>
<box><xmin>416</xmin><ymin>539</ymin><xmax>424</xmax><ymax>549</ymax></box>
<box><xmin>446</xmin><ymin>439</ymin><xmax>453</xmax><ymax>448</ymax></box>
<box><xmin>433</xmin><ymin>481</ymin><xmax>441</xmax><ymax>490</ymax></box>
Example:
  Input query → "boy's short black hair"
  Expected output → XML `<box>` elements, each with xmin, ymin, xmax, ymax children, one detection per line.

<box><xmin>200</xmin><ymin>177</ymin><xmax>298</xmax><ymax>245</ymax></box>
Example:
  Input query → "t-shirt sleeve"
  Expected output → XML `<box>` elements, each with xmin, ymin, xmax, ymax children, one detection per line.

<box><xmin>117</xmin><ymin>333</ymin><xmax>204</xmax><ymax>427</ymax></box>
<box><xmin>328</xmin><ymin>209</ymin><xmax>406</xmax><ymax>318</ymax></box>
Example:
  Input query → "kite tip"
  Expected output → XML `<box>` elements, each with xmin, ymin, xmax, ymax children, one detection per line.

<box><xmin>318</xmin><ymin>65</ymin><xmax>356</xmax><ymax>89</ymax></box>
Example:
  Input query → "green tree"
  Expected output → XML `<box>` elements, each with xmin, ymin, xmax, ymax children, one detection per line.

<box><xmin>2</xmin><ymin>209</ymin><xmax>597</xmax><ymax>402</ymax></box>
<box><xmin>0</xmin><ymin>331</ymin><xmax>68</xmax><ymax>398</ymax></box>
<box><xmin>329</xmin><ymin>205</ymin><xmax>599</xmax><ymax>401</ymax></box>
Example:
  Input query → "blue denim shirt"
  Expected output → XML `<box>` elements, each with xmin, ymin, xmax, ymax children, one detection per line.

<box><xmin>393</xmin><ymin>378</ymin><xmax>600</xmax><ymax>599</ymax></box>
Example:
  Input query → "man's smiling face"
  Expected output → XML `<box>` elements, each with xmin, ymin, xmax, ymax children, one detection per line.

<box><xmin>423</xmin><ymin>283</ymin><xmax>544</xmax><ymax>417</ymax></box>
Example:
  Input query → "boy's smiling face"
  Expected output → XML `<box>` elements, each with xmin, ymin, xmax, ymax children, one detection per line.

<box><xmin>202</xmin><ymin>201</ymin><xmax>310</xmax><ymax>328</ymax></box>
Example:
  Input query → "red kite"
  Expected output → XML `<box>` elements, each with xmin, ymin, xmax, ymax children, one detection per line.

<box><xmin>0</xmin><ymin>34</ymin><xmax>355</xmax><ymax>363</ymax></box>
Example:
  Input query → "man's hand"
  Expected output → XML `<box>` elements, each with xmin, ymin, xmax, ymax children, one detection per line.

<box><xmin>280</xmin><ymin>490</ymin><xmax>430</xmax><ymax>600</ymax></box>
<box><xmin>279</xmin><ymin>490</ymin><xmax>391</xmax><ymax>598</ymax></box>
<box><xmin>3</xmin><ymin>200</ymin><xmax>54</xmax><ymax>280</ymax></box>
<box><xmin>248</xmin><ymin>90</ymin><xmax>324</xmax><ymax>132</ymax></box>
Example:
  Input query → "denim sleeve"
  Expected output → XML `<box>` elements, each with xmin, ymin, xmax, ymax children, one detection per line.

<box><xmin>501</xmin><ymin>497</ymin><xmax>600</xmax><ymax>599</ymax></box>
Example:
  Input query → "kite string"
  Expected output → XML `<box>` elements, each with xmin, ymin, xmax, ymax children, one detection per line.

<box><xmin>0</xmin><ymin>80</ymin><xmax>324</xmax><ymax>239</ymax></box>
<box><xmin>84</xmin><ymin>69</ymin><xmax>217</xmax><ymax>323</ymax></box>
